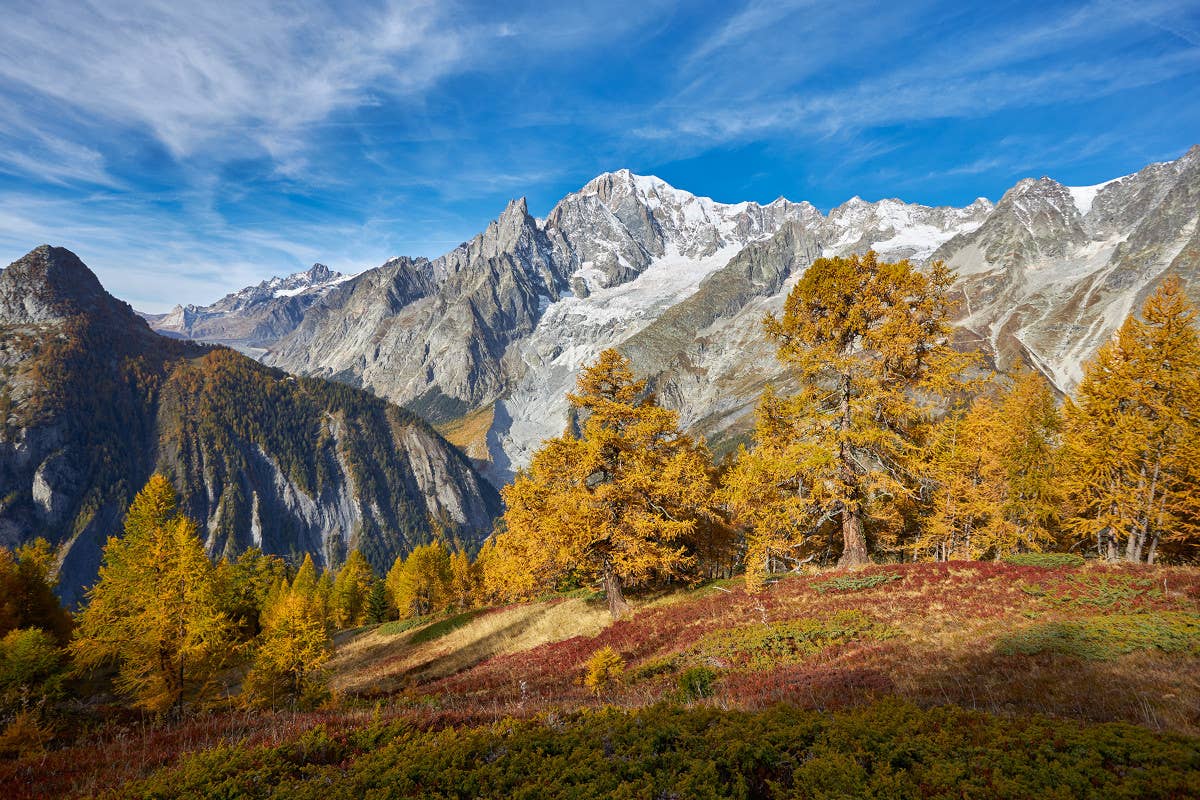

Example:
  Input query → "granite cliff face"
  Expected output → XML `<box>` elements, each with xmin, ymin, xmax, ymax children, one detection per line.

<box><xmin>0</xmin><ymin>247</ymin><xmax>500</xmax><ymax>603</ymax></box>
<box><xmin>155</xmin><ymin>148</ymin><xmax>1200</xmax><ymax>483</ymax></box>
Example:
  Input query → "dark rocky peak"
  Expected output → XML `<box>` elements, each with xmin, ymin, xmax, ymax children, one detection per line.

<box><xmin>0</xmin><ymin>245</ymin><xmax>148</xmax><ymax>330</ymax></box>
<box><xmin>434</xmin><ymin>196</ymin><xmax>556</xmax><ymax>288</ymax></box>
<box><xmin>300</xmin><ymin>262</ymin><xmax>336</xmax><ymax>283</ymax></box>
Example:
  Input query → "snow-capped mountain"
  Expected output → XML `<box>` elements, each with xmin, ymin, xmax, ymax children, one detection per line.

<box><xmin>144</xmin><ymin>262</ymin><xmax>351</xmax><ymax>353</ymax></box>
<box><xmin>263</xmin><ymin>168</ymin><xmax>993</xmax><ymax>481</ymax></box>
<box><xmin>153</xmin><ymin>148</ymin><xmax>1200</xmax><ymax>485</ymax></box>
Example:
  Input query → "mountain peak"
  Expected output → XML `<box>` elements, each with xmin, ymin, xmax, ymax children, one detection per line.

<box><xmin>0</xmin><ymin>245</ymin><xmax>128</xmax><ymax>326</ymax></box>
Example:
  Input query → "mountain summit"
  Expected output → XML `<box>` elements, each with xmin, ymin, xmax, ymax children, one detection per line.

<box><xmin>148</xmin><ymin>150</ymin><xmax>1200</xmax><ymax>484</ymax></box>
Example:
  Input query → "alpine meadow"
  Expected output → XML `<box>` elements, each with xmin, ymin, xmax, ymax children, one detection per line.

<box><xmin>2</xmin><ymin>1</ymin><xmax>1200</xmax><ymax>797</ymax></box>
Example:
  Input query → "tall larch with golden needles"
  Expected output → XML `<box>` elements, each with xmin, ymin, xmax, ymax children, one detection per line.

<box><xmin>727</xmin><ymin>252</ymin><xmax>974</xmax><ymax>576</ymax></box>
<box><xmin>71</xmin><ymin>474</ymin><xmax>232</xmax><ymax>715</ymax></box>
<box><xmin>491</xmin><ymin>349</ymin><xmax>719</xmax><ymax>617</ymax></box>
<box><xmin>1063</xmin><ymin>276</ymin><xmax>1200</xmax><ymax>562</ymax></box>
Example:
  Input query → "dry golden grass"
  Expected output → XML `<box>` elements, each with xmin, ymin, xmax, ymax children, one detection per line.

<box><xmin>330</xmin><ymin>597</ymin><xmax>613</xmax><ymax>695</ymax></box>
<box><xmin>434</xmin><ymin>404</ymin><xmax>495</xmax><ymax>462</ymax></box>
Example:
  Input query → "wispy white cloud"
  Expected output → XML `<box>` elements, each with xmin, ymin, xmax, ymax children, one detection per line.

<box><xmin>643</xmin><ymin>0</ymin><xmax>1200</xmax><ymax>151</ymax></box>
<box><xmin>0</xmin><ymin>0</ymin><xmax>1195</xmax><ymax>312</ymax></box>
<box><xmin>0</xmin><ymin>0</ymin><xmax>473</xmax><ymax>160</ymax></box>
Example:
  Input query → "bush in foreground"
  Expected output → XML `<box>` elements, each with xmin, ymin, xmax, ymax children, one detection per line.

<box><xmin>112</xmin><ymin>700</ymin><xmax>1200</xmax><ymax>799</ymax></box>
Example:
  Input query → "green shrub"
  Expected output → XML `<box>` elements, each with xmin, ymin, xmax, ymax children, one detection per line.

<box><xmin>677</xmin><ymin>665</ymin><xmax>718</xmax><ymax>701</ymax></box>
<box><xmin>116</xmin><ymin>700</ymin><xmax>1200</xmax><ymax>799</ymax></box>
<box><xmin>1003</xmin><ymin>553</ymin><xmax>1085</xmax><ymax>568</ymax></box>
<box><xmin>0</xmin><ymin>628</ymin><xmax>65</xmax><ymax>709</ymax></box>
<box><xmin>629</xmin><ymin>657</ymin><xmax>676</xmax><ymax>683</ymax></box>
<box><xmin>812</xmin><ymin>573</ymin><xmax>902</xmax><ymax>594</ymax></box>
<box><xmin>996</xmin><ymin>612</ymin><xmax>1200</xmax><ymax>660</ymax></box>
<box><xmin>583</xmin><ymin>646</ymin><xmax>625</xmax><ymax>694</ymax></box>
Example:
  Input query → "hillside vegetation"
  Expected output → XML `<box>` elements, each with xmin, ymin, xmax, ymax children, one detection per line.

<box><xmin>3</xmin><ymin>559</ymin><xmax>1198</xmax><ymax>798</ymax></box>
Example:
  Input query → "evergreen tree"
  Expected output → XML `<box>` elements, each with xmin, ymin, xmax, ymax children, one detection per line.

<box><xmin>491</xmin><ymin>350</ymin><xmax>720</xmax><ymax>617</ymax></box>
<box><xmin>1063</xmin><ymin>276</ymin><xmax>1200</xmax><ymax>562</ymax></box>
<box><xmin>364</xmin><ymin>580</ymin><xmax>389</xmax><ymax>625</ymax></box>
<box><xmin>70</xmin><ymin>475</ymin><xmax>233</xmax><ymax>714</ymax></box>
<box><xmin>725</xmin><ymin>253</ymin><xmax>974</xmax><ymax>575</ymax></box>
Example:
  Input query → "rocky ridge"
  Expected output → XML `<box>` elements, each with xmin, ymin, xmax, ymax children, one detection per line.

<box><xmin>155</xmin><ymin>148</ymin><xmax>1200</xmax><ymax>483</ymax></box>
<box><xmin>0</xmin><ymin>247</ymin><xmax>500</xmax><ymax>603</ymax></box>
<box><xmin>144</xmin><ymin>262</ymin><xmax>352</xmax><ymax>354</ymax></box>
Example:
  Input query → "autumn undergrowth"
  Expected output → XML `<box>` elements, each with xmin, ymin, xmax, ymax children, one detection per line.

<box><xmin>5</xmin><ymin>560</ymin><xmax>1200</xmax><ymax>799</ymax></box>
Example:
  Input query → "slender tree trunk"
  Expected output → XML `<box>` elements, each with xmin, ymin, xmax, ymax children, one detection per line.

<box><xmin>1147</xmin><ymin>535</ymin><xmax>1159</xmax><ymax>565</ymax></box>
<box><xmin>836</xmin><ymin>372</ymin><xmax>869</xmax><ymax>568</ymax></box>
<box><xmin>602</xmin><ymin>561</ymin><xmax>630</xmax><ymax>619</ymax></box>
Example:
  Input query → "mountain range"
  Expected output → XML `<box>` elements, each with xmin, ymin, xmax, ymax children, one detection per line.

<box><xmin>146</xmin><ymin>146</ymin><xmax>1200</xmax><ymax>484</ymax></box>
<box><xmin>0</xmin><ymin>247</ymin><xmax>500</xmax><ymax>603</ymax></box>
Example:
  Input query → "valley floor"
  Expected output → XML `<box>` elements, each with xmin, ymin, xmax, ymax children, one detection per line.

<box><xmin>6</xmin><ymin>560</ymin><xmax>1200</xmax><ymax>798</ymax></box>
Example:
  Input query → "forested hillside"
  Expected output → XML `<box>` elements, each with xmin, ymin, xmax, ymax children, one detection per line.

<box><xmin>0</xmin><ymin>247</ymin><xmax>500</xmax><ymax>604</ymax></box>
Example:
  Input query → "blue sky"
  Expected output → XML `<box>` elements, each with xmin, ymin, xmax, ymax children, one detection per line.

<box><xmin>0</xmin><ymin>0</ymin><xmax>1197</xmax><ymax>312</ymax></box>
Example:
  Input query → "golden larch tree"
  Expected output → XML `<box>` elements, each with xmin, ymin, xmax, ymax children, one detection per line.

<box><xmin>386</xmin><ymin>542</ymin><xmax>452</xmax><ymax>618</ymax></box>
<box><xmin>917</xmin><ymin>370</ymin><xmax>1062</xmax><ymax>560</ymax></box>
<box><xmin>243</xmin><ymin>575</ymin><xmax>332</xmax><ymax>709</ymax></box>
<box><xmin>491</xmin><ymin>349</ymin><xmax>719</xmax><ymax>617</ymax></box>
<box><xmin>726</xmin><ymin>253</ymin><xmax>974</xmax><ymax>576</ymax></box>
<box><xmin>331</xmin><ymin>549</ymin><xmax>374</xmax><ymax>629</ymax></box>
<box><xmin>71</xmin><ymin>474</ymin><xmax>232</xmax><ymax>714</ymax></box>
<box><xmin>1063</xmin><ymin>276</ymin><xmax>1200</xmax><ymax>562</ymax></box>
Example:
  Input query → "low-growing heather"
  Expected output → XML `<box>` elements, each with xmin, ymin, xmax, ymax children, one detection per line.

<box><xmin>996</xmin><ymin>612</ymin><xmax>1200</xmax><ymax>660</ymax></box>
<box><xmin>812</xmin><ymin>572</ymin><xmax>902</xmax><ymax>594</ymax></box>
<box><xmin>688</xmin><ymin>610</ymin><xmax>895</xmax><ymax>671</ymax></box>
<box><xmin>1003</xmin><ymin>553</ymin><xmax>1086</xmax><ymax>568</ymax></box>
<box><xmin>111</xmin><ymin>700</ymin><xmax>1200</xmax><ymax>799</ymax></box>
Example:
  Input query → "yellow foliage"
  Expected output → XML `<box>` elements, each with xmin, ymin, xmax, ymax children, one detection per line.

<box><xmin>386</xmin><ymin>542</ymin><xmax>452</xmax><ymax>618</ymax></box>
<box><xmin>489</xmin><ymin>350</ymin><xmax>723</xmax><ymax>616</ymax></box>
<box><xmin>918</xmin><ymin>370</ymin><xmax>1062</xmax><ymax>559</ymax></box>
<box><xmin>724</xmin><ymin>253</ymin><xmax>974</xmax><ymax>579</ymax></box>
<box><xmin>331</xmin><ymin>549</ymin><xmax>375</xmax><ymax>629</ymax></box>
<box><xmin>1062</xmin><ymin>276</ymin><xmax>1200</xmax><ymax>562</ymax></box>
<box><xmin>583</xmin><ymin>645</ymin><xmax>625</xmax><ymax>695</ymax></box>
<box><xmin>70</xmin><ymin>474</ymin><xmax>233</xmax><ymax>714</ymax></box>
<box><xmin>243</xmin><ymin>580</ymin><xmax>332</xmax><ymax>709</ymax></box>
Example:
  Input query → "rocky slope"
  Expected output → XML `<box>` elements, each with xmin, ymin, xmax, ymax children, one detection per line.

<box><xmin>158</xmin><ymin>148</ymin><xmax>1199</xmax><ymax>483</ymax></box>
<box><xmin>0</xmin><ymin>247</ymin><xmax>500</xmax><ymax>603</ymax></box>
<box><xmin>144</xmin><ymin>263</ymin><xmax>353</xmax><ymax>355</ymax></box>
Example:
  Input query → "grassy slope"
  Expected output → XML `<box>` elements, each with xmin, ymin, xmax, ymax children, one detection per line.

<box><xmin>5</xmin><ymin>561</ymin><xmax>1200</xmax><ymax>798</ymax></box>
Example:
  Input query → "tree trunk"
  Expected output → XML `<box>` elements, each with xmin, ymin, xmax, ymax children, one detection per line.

<box><xmin>835</xmin><ymin>371</ymin><xmax>869</xmax><ymax>569</ymax></box>
<box><xmin>837</xmin><ymin>505</ymin><xmax>869</xmax><ymax>568</ymax></box>
<box><xmin>602</xmin><ymin>562</ymin><xmax>630</xmax><ymax>619</ymax></box>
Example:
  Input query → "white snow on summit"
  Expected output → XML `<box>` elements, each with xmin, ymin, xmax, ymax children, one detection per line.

<box><xmin>1066</xmin><ymin>176</ymin><xmax>1125</xmax><ymax>216</ymax></box>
